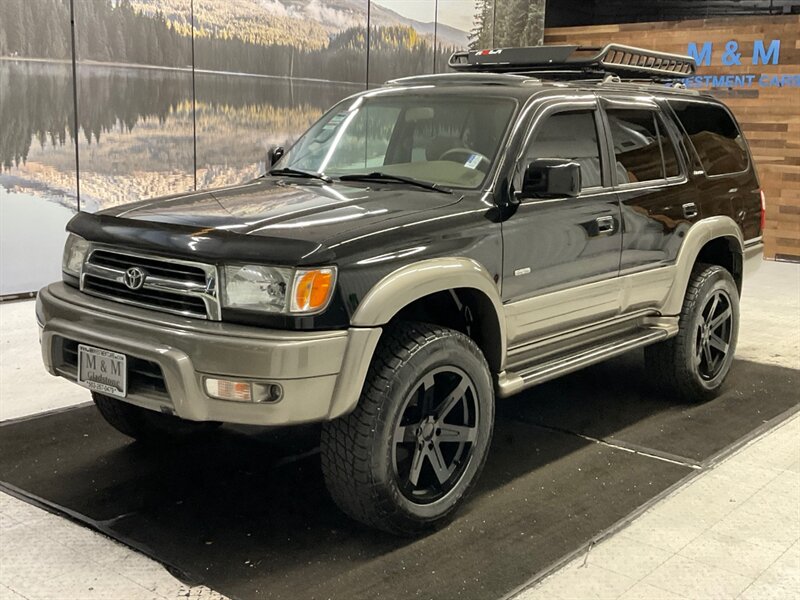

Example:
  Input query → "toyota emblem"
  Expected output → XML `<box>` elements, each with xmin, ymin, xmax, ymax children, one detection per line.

<box><xmin>123</xmin><ymin>267</ymin><xmax>147</xmax><ymax>290</ymax></box>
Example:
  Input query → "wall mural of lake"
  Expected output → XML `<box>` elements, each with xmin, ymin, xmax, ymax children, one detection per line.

<box><xmin>0</xmin><ymin>0</ymin><xmax>76</xmax><ymax>296</ymax></box>
<box><xmin>0</xmin><ymin>0</ymin><xmax>544</xmax><ymax>295</ymax></box>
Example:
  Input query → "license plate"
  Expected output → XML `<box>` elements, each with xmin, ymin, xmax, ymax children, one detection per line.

<box><xmin>77</xmin><ymin>344</ymin><xmax>127</xmax><ymax>398</ymax></box>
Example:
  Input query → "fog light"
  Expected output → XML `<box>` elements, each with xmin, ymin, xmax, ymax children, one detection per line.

<box><xmin>205</xmin><ymin>378</ymin><xmax>253</xmax><ymax>402</ymax></box>
<box><xmin>266</xmin><ymin>383</ymin><xmax>283</xmax><ymax>402</ymax></box>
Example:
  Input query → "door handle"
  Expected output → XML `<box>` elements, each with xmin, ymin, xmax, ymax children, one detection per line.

<box><xmin>682</xmin><ymin>202</ymin><xmax>698</xmax><ymax>219</ymax></box>
<box><xmin>595</xmin><ymin>215</ymin><xmax>615</xmax><ymax>234</ymax></box>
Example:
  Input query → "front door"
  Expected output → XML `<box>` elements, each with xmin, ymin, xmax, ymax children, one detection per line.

<box><xmin>501</xmin><ymin>98</ymin><xmax>622</xmax><ymax>347</ymax></box>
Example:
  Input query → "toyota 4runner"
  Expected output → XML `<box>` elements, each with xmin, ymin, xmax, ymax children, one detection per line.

<box><xmin>37</xmin><ymin>45</ymin><xmax>764</xmax><ymax>535</ymax></box>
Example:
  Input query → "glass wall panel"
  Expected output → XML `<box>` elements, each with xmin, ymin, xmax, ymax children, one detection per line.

<box><xmin>0</xmin><ymin>0</ymin><xmax>77</xmax><ymax>295</ymax></box>
<box><xmin>368</xmin><ymin>0</ymin><xmax>436</xmax><ymax>85</ymax></box>
<box><xmin>435</xmin><ymin>0</ymin><xmax>491</xmax><ymax>73</ymax></box>
<box><xmin>73</xmin><ymin>0</ymin><xmax>195</xmax><ymax>212</ymax></box>
<box><xmin>0</xmin><ymin>0</ymin><xmax>540</xmax><ymax>296</ymax></box>
<box><xmin>193</xmin><ymin>1</ymin><xmax>367</xmax><ymax>190</ymax></box>
<box><xmin>493</xmin><ymin>0</ymin><xmax>545</xmax><ymax>47</ymax></box>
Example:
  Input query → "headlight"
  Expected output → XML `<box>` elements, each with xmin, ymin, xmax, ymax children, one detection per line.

<box><xmin>222</xmin><ymin>265</ymin><xmax>292</xmax><ymax>312</ymax></box>
<box><xmin>221</xmin><ymin>265</ymin><xmax>337</xmax><ymax>314</ymax></box>
<box><xmin>62</xmin><ymin>234</ymin><xmax>89</xmax><ymax>277</ymax></box>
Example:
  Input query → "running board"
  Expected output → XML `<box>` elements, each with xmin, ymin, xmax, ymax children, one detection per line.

<box><xmin>496</xmin><ymin>327</ymin><xmax>670</xmax><ymax>398</ymax></box>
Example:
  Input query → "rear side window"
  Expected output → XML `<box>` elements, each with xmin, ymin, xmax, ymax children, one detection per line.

<box><xmin>606</xmin><ymin>108</ymin><xmax>682</xmax><ymax>184</ymax></box>
<box><xmin>668</xmin><ymin>100</ymin><xmax>748</xmax><ymax>175</ymax></box>
<box><xmin>525</xmin><ymin>111</ymin><xmax>603</xmax><ymax>189</ymax></box>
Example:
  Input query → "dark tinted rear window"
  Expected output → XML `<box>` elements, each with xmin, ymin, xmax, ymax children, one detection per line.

<box><xmin>668</xmin><ymin>100</ymin><xmax>749</xmax><ymax>175</ymax></box>
<box><xmin>606</xmin><ymin>109</ymin><xmax>682</xmax><ymax>184</ymax></box>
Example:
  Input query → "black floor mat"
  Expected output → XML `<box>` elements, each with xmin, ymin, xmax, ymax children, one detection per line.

<box><xmin>506</xmin><ymin>353</ymin><xmax>800</xmax><ymax>463</ymax></box>
<box><xmin>0</xmin><ymin>355</ymin><xmax>797</xmax><ymax>600</ymax></box>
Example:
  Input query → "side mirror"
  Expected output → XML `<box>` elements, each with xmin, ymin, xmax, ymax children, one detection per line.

<box><xmin>517</xmin><ymin>158</ymin><xmax>581</xmax><ymax>199</ymax></box>
<box><xmin>268</xmin><ymin>146</ymin><xmax>285</xmax><ymax>167</ymax></box>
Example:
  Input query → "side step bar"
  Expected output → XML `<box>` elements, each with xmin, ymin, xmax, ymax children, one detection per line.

<box><xmin>496</xmin><ymin>327</ymin><xmax>670</xmax><ymax>398</ymax></box>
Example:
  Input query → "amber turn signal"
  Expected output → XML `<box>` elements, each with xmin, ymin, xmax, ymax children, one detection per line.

<box><xmin>291</xmin><ymin>268</ymin><xmax>336</xmax><ymax>313</ymax></box>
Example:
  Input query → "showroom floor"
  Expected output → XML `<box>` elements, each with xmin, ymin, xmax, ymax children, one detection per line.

<box><xmin>516</xmin><ymin>413</ymin><xmax>800</xmax><ymax>600</ymax></box>
<box><xmin>0</xmin><ymin>260</ymin><xmax>798</xmax><ymax>600</ymax></box>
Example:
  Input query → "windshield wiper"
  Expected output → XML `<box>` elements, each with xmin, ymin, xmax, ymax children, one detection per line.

<box><xmin>268</xmin><ymin>167</ymin><xmax>332</xmax><ymax>183</ymax></box>
<box><xmin>339</xmin><ymin>172</ymin><xmax>452</xmax><ymax>194</ymax></box>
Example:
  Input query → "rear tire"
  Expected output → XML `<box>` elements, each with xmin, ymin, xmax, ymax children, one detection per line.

<box><xmin>320</xmin><ymin>322</ymin><xmax>494</xmax><ymax>535</ymax></box>
<box><xmin>645</xmin><ymin>264</ymin><xmax>739</xmax><ymax>403</ymax></box>
<box><xmin>93</xmin><ymin>392</ymin><xmax>221</xmax><ymax>442</ymax></box>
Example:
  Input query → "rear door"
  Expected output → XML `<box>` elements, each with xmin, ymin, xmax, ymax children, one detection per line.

<box><xmin>598</xmin><ymin>95</ymin><xmax>692</xmax><ymax>274</ymax></box>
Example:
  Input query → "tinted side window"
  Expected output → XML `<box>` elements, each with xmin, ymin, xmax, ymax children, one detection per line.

<box><xmin>526</xmin><ymin>111</ymin><xmax>603</xmax><ymax>189</ymax></box>
<box><xmin>668</xmin><ymin>100</ymin><xmax>748</xmax><ymax>175</ymax></box>
<box><xmin>607</xmin><ymin>109</ymin><xmax>665</xmax><ymax>184</ymax></box>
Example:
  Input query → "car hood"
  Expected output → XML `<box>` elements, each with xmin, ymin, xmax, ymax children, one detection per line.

<box><xmin>68</xmin><ymin>178</ymin><xmax>460</xmax><ymax>266</ymax></box>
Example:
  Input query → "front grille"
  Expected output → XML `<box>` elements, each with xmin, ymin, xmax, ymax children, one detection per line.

<box><xmin>91</xmin><ymin>250</ymin><xmax>207</xmax><ymax>285</ymax></box>
<box><xmin>84</xmin><ymin>275</ymin><xmax>208</xmax><ymax>316</ymax></box>
<box><xmin>80</xmin><ymin>247</ymin><xmax>219</xmax><ymax>320</ymax></box>
<box><xmin>56</xmin><ymin>337</ymin><xmax>169</xmax><ymax>397</ymax></box>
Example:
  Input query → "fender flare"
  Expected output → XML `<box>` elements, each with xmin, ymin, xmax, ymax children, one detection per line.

<box><xmin>660</xmin><ymin>215</ymin><xmax>744</xmax><ymax>315</ymax></box>
<box><xmin>351</xmin><ymin>257</ymin><xmax>508</xmax><ymax>369</ymax></box>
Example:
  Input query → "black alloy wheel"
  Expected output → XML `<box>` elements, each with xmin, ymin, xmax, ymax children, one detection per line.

<box><xmin>392</xmin><ymin>366</ymin><xmax>479</xmax><ymax>504</ymax></box>
<box><xmin>695</xmin><ymin>289</ymin><xmax>734</xmax><ymax>381</ymax></box>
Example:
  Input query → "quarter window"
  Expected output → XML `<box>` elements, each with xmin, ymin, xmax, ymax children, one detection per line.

<box><xmin>524</xmin><ymin>111</ymin><xmax>603</xmax><ymax>190</ymax></box>
<box><xmin>607</xmin><ymin>108</ymin><xmax>681</xmax><ymax>184</ymax></box>
<box><xmin>668</xmin><ymin>100</ymin><xmax>748</xmax><ymax>175</ymax></box>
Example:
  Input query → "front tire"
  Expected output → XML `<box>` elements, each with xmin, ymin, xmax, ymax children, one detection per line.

<box><xmin>93</xmin><ymin>392</ymin><xmax>221</xmax><ymax>442</ymax></box>
<box><xmin>645</xmin><ymin>264</ymin><xmax>739</xmax><ymax>402</ymax></box>
<box><xmin>320</xmin><ymin>322</ymin><xmax>494</xmax><ymax>535</ymax></box>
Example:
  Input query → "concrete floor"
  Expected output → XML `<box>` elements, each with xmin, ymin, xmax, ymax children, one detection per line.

<box><xmin>0</xmin><ymin>259</ymin><xmax>798</xmax><ymax>599</ymax></box>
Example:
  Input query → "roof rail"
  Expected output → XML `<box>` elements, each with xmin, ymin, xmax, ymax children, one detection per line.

<box><xmin>386</xmin><ymin>72</ymin><xmax>540</xmax><ymax>87</ymax></box>
<box><xmin>448</xmin><ymin>44</ymin><xmax>696</xmax><ymax>81</ymax></box>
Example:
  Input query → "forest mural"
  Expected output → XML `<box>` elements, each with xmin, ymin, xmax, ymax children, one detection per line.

<box><xmin>0</xmin><ymin>0</ymin><xmax>545</xmax><ymax>295</ymax></box>
<box><xmin>472</xmin><ymin>0</ymin><xmax>545</xmax><ymax>48</ymax></box>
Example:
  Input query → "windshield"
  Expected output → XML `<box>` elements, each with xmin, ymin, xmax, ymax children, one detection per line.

<box><xmin>277</xmin><ymin>93</ymin><xmax>517</xmax><ymax>189</ymax></box>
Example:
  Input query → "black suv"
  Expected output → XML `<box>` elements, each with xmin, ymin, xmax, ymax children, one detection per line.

<box><xmin>37</xmin><ymin>45</ymin><xmax>764</xmax><ymax>535</ymax></box>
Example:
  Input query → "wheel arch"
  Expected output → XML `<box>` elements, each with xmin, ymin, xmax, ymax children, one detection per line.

<box><xmin>661</xmin><ymin>216</ymin><xmax>744</xmax><ymax>315</ymax></box>
<box><xmin>350</xmin><ymin>258</ymin><xmax>507</xmax><ymax>373</ymax></box>
<box><xmin>695</xmin><ymin>236</ymin><xmax>744</xmax><ymax>293</ymax></box>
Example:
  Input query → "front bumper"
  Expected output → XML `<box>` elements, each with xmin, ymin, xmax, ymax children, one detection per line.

<box><xmin>36</xmin><ymin>282</ymin><xmax>381</xmax><ymax>426</ymax></box>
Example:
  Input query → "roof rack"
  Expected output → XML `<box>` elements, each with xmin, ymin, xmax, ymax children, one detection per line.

<box><xmin>448</xmin><ymin>44</ymin><xmax>696</xmax><ymax>81</ymax></box>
